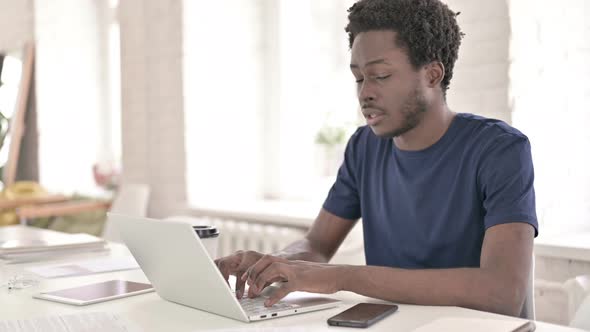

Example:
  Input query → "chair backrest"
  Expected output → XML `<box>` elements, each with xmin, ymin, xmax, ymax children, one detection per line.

<box><xmin>519</xmin><ymin>256</ymin><xmax>535</xmax><ymax>319</ymax></box>
<box><xmin>570</xmin><ymin>294</ymin><xmax>590</xmax><ymax>330</ymax></box>
<box><xmin>568</xmin><ymin>275</ymin><xmax>590</xmax><ymax>329</ymax></box>
<box><xmin>102</xmin><ymin>184</ymin><xmax>150</xmax><ymax>242</ymax></box>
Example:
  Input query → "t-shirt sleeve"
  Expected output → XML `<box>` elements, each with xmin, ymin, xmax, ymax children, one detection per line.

<box><xmin>322</xmin><ymin>128</ymin><xmax>362</xmax><ymax>221</ymax></box>
<box><xmin>478</xmin><ymin>135</ymin><xmax>538</xmax><ymax>236</ymax></box>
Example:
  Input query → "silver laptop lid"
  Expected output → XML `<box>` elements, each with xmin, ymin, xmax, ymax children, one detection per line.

<box><xmin>112</xmin><ymin>213</ymin><xmax>249</xmax><ymax>322</ymax></box>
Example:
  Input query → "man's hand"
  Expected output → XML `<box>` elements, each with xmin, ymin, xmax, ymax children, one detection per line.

<box><xmin>243</xmin><ymin>257</ymin><xmax>344</xmax><ymax>306</ymax></box>
<box><xmin>213</xmin><ymin>209</ymin><xmax>355</xmax><ymax>302</ymax></box>
<box><xmin>214</xmin><ymin>250</ymin><xmax>265</xmax><ymax>299</ymax></box>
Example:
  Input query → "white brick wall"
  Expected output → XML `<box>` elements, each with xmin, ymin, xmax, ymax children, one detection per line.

<box><xmin>119</xmin><ymin>0</ymin><xmax>187</xmax><ymax>218</ymax></box>
<box><xmin>443</xmin><ymin>0</ymin><xmax>512</xmax><ymax>123</ymax></box>
<box><xmin>509</xmin><ymin>0</ymin><xmax>590</xmax><ymax>232</ymax></box>
<box><xmin>0</xmin><ymin>0</ymin><xmax>34</xmax><ymax>51</ymax></box>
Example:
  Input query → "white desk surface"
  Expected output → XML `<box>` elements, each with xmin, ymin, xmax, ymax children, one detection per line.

<box><xmin>0</xmin><ymin>243</ymin><xmax>584</xmax><ymax>332</ymax></box>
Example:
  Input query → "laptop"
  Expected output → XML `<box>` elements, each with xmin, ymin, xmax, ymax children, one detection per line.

<box><xmin>112</xmin><ymin>213</ymin><xmax>341</xmax><ymax>322</ymax></box>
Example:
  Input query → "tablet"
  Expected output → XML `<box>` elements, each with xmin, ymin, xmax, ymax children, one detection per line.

<box><xmin>33</xmin><ymin>280</ymin><xmax>154</xmax><ymax>306</ymax></box>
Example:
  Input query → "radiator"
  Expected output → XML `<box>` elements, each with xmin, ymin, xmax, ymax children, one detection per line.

<box><xmin>211</xmin><ymin>218</ymin><xmax>306</xmax><ymax>258</ymax></box>
<box><xmin>165</xmin><ymin>215</ymin><xmax>307</xmax><ymax>259</ymax></box>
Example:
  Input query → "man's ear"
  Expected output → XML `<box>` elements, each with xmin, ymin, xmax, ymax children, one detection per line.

<box><xmin>425</xmin><ymin>61</ymin><xmax>445</xmax><ymax>88</ymax></box>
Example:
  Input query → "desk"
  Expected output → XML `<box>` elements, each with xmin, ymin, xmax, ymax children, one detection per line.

<box><xmin>0</xmin><ymin>243</ymin><xmax>585</xmax><ymax>332</ymax></box>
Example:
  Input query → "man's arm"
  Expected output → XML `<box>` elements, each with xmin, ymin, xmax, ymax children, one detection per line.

<box><xmin>339</xmin><ymin>222</ymin><xmax>534</xmax><ymax>316</ymax></box>
<box><xmin>248</xmin><ymin>222</ymin><xmax>534</xmax><ymax>317</ymax></box>
<box><xmin>274</xmin><ymin>208</ymin><xmax>358</xmax><ymax>262</ymax></box>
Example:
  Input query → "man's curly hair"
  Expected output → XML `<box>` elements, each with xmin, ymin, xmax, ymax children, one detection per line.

<box><xmin>345</xmin><ymin>0</ymin><xmax>464</xmax><ymax>94</ymax></box>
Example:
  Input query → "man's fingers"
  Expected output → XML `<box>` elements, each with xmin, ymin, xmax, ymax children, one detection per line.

<box><xmin>244</xmin><ymin>255</ymin><xmax>276</xmax><ymax>284</ymax></box>
<box><xmin>246</xmin><ymin>277</ymin><xmax>283</xmax><ymax>298</ymax></box>
<box><xmin>236</xmin><ymin>259</ymin><xmax>257</xmax><ymax>280</ymax></box>
<box><xmin>217</xmin><ymin>259</ymin><xmax>234</xmax><ymax>281</ymax></box>
<box><xmin>252</xmin><ymin>263</ymin><xmax>289</xmax><ymax>295</ymax></box>
<box><xmin>217</xmin><ymin>262</ymin><xmax>230</xmax><ymax>282</ymax></box>
<box><xmin>265</xmin><ymin>283</ymin><xmax>293</xmax><ymax>307</ymax></box>
<box><xmin>216</xmin><ymin>254</ymin><xmax>245</xmax><ymax>286</ymax></box>
<box><xmin>247</xmin><ymin>268</ymin><xmax>278</xmax><ymax>298</ymax></box>
<box><xmin>215</xmin><ymin>251</ymin><xmax>268</xmax><ymax>293</ymax></box>
<box><xmin>235</xmin><ymin>275</ymin><xmax>247</xmax><ymax>299</ymax></box>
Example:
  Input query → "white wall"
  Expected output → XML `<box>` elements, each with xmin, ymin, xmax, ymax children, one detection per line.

<box><xmin>119</xmin><ymin>0</ymin><xmax>187</xmax><ymax>217</ymax></box>
<box><xmin>444</xmin><ymin>0</ymin><xmax>512</xmax><ymax>123</ymax></box>
<box><xmin>0</xmin><ymin>0</ymin><xmax>34</xmax><ymax>52</ymax></box>
<box><xmin>509</xmin><ymin>0</ymin><xmax>590</xmax><ymax>233</ymax></box>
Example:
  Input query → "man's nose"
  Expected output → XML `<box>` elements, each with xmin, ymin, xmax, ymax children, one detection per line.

<box><xmin>358</xmin><ymin>81</ymin><xmax>376</xmax><ymax>104</ymax></box>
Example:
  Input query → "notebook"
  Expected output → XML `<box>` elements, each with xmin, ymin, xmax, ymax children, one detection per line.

<box><xmin>412</xmin><ymin>317</ymin><xmax>535</xmax><ymax>332</ymax></box>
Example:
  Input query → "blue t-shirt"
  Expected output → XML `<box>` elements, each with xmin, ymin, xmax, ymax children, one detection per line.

<box><xmin>323</xmin><ymin>113</ymin><xmax>538</xmax><ymax>269</ymax></box>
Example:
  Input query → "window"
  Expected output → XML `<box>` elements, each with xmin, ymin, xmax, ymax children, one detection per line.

<box><xmin>35</xmin><ymin>0</ymin><xmax>121</xmax><ymax>196</ymax></box>
<box><xmin>0</xmin><ymin>54</ymin><xmax>22</xmax><ymax>169</ymax></box>
<box><xmin>184</xmin><ymin>0</ymin><xmax>358</xmax><ymax>208</ymax></box>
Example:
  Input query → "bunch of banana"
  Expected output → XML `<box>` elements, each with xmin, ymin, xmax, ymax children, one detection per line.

<box><xmin>0</xmin><ymin>181</ymin><xmax>47</xmax><ymax>225</ymax></box>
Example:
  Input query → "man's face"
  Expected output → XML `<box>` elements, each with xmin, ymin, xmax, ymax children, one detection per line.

<box><xmin>350</xmin><ymin>30</ymin><xmax>428</xmax><ymax>138</ymax></box>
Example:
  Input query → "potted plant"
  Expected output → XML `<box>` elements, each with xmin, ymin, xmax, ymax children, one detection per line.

<box><xmin>314</xmin><ymin>124</ymin><xmax>348</xmax><ymax>177</ymax></box>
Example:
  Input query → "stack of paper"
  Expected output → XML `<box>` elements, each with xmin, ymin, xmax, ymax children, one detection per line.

<box><xmin>0</xmin><ymin>225</ymin><xmax>108</xmax><ymax>261</ymax></box>
<box><xmin>26</xmin><ymin>256</ymin><xmax>140</xmax><ymax>278</ymax></box>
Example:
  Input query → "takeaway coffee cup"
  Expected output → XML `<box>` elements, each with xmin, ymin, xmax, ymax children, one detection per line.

<box><xmin>193</xmin><ymin>225</ymin><xmax>220</xmax><ymax>259</ymax></box>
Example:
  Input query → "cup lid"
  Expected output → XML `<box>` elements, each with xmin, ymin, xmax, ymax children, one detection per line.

<box><xmin>193</xmin><ymin>225</ymin><xmax>219</xmax><ymax>238</ymax></box>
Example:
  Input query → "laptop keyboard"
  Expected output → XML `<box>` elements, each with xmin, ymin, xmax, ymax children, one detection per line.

<box><xmin>237</xmin><ymin>295</ymin><xmax>299</xmax><ymax>316</ymax></box>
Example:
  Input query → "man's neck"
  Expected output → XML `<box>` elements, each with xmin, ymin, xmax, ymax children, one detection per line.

<box><xmin>393</xmin><ymin>104</ymin><xmax>455</xmax><ymax>151</ymax></box>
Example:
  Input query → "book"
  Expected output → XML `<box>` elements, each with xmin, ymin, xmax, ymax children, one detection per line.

<box><xmin>0</xmin><ymin>225</ymin><xmax>107</xmax><ymax>258</ymax></box>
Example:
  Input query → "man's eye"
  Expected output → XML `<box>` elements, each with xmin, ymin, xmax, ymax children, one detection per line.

<box><xmin>376</xmin><ymin>75</ymin><xmax>391</xmax><ymax>80</ymax></box>
<box><xmin>355</xmin><ymin>78</ymin><xmax>364</xmax><ymax>84</ymax></box>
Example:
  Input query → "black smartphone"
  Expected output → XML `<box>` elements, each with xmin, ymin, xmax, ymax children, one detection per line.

<box><xmin>327</xmin><ymin>303</ymin><xmax>398</xmax><ymax>328</ymax></box>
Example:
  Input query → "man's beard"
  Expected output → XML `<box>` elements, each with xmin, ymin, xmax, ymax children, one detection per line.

<box><xmin>389</xmin><ymin>87</ymin><xmax>428</xmax><ymax>138</ymax></box>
